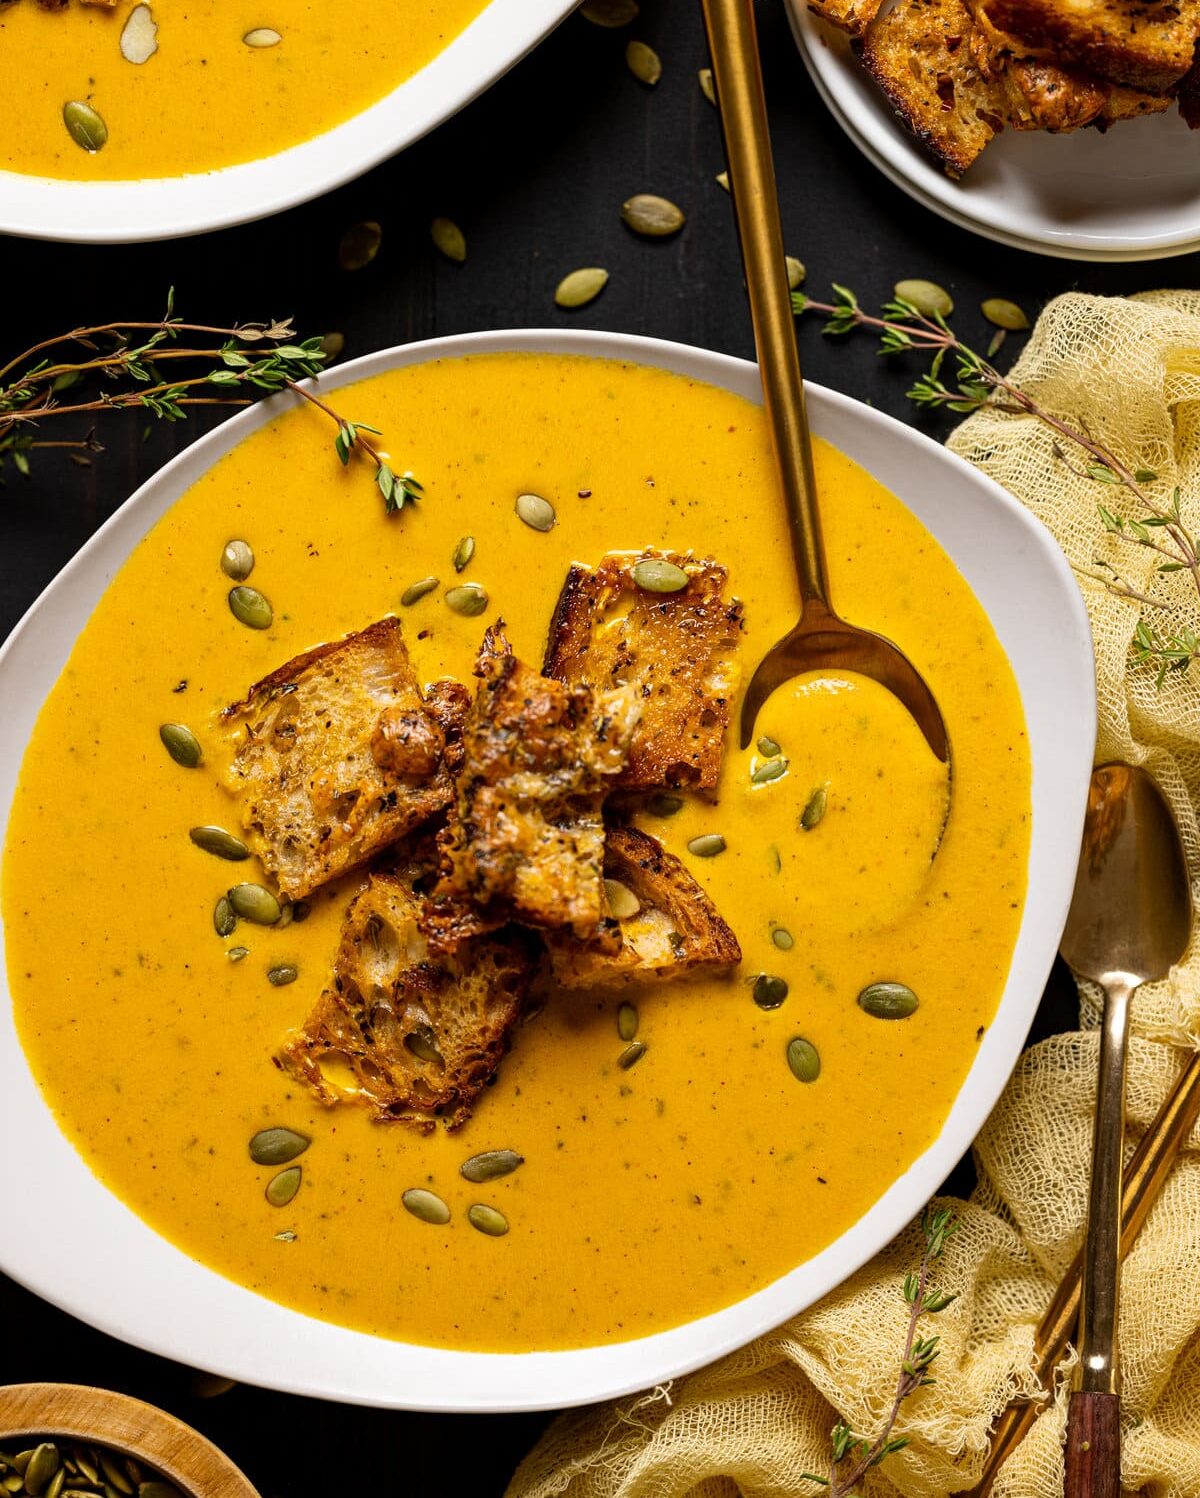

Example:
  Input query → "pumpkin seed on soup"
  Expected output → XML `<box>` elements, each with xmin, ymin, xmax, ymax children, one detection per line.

<box><xmin>267</xmin><ymin>963</ymin><xmax>298</xmax><ymax>987</ymax></box>
<box><xmin>468</xmin><ymin>1203</ymin><xmax>509</xmax><ymax>1237</ymax></box>
<box><xmin>266</xmin><ymin>1166</ymin><xmax>301</xmax><ymax>1207</ymax></box>
<box><xmin>555</xmin><ymin>267</ymin><xmax>609</xmax><ymax>309</ymax></box>
<box><xmin>338</xmin><ymin>220</ymin><xmax>382</xmax><ymax>272</ymax></box>
<box><xmin>243</xmin><ymin>26</ymin><xmax>282</xmax><ymax>46</ymax></box>
<box><xmin>858</xmin><ymin>981</ymin><xmax>920</xmax><ymax>1019</ymax></box>
<box><xmin>446</xmin><ymin>583</ymin><xmax>489</xmax><ymax>617</ymax></box>
<box><xmin>751</xmin><ymin>757</ymin><xmax>787</xmax><ymax>785</ymax></box>
<box><xmin>647</xmin><ymin>793</ymin><xmax>683</xmax><ymax>817</ymax></box>
<box><xmin>63</xmin><ymin>100</ymin><xmax>107</xmax><ymax>152</ymax></box>
<box><xmin>772</xmin><ymin>927</ymin><xmax>794</xmax><ymax>951</ymax></box>
<box><xmin>461</xmin><ymin>1149</ymin><xmax>524</xmax><ymax>1183</ymax></box>
<box><xmin>687</xmin><ymin>833</ymin><xmax>725</xmax><ymax>858</ymax></box>
<box><xmin>894</xmin><ymin>278</ymin><xmax>953</xmax><ymax>319</ymax></box>
<box><xmin>625</xmin><ymin>39</ymin><xmax>662</xmax><ymax>85</ymax></box>
<box><xmin>800</xmin><ymin>785</ymin><xmax>827</xmax><ymax>830</ymax></box>
<box><xmin>516</xmin><ymin>492</ymin><xmax>556</xmax><ymax>531</ymax></box>
<box><xmin>631</xmin><ymin>557</ymin><xmax>688</xmax><ymax>593</ymax></box>
<box><xmin>213</xmin><ymin>896</ymin><xmax>236</xmax><ymax>938</ymax></box>
<box><xmin>227</xmin><ymin>945</ymin><xmax>250</xmax><ymax>962</ymax></box>
<box><xmin>159</xmin><ymin>722</ymin><xmax>202</xmax><ymax>768</ymax></box>
<box><xmin>757</xmin><ymin>735</ymin><xmax>781</xmax><ymax>757</ymax></box>
<box><xmin>452</xmin><ymin>535</ymin><xmax>475</xmax><ymax>572</ymax></box>
<box><xmin>403</xmin><ymin>1187</ymin><xmax>450</xmax><ymax>1225</ymax></box>
<box><xmin>621</xmin><ymin>194</ymin><xmax>685</xmax><ymax>237</ymax></box>
<box><xmin>618</xmin><ymin>1040</ymin><xmax>647</xmax><ymax>1069</ymax></box>
<box><xmin>401</xmin><ymin>576</ymin><xmax>439</xmax><ymax>606</ymax></box>
<box><xmin>227</xmin><ymin>585</ymin><xmax>272</xmax><ymax>629</ymax></box>
<box><xmin>787</xmin><ymin>1036</ymin><xmax>821</xmax><ymax>1083</ymax></box>
<box><xmin>248</xmin><ymin>1126</ymin><xmax>309</xmax><ymax>1165</ymax></box>
<box><xmin>430</xmin><ymin>216</ymin><xmax>467</xmax><ymax>263</ymax></box>
<box><xmin>220</xmin><ymin>539</ymin><xmax>254</xmax><ymax>580</ymax></box>
<box><xmin>189</xmin><ymin>825</ymin><xmax>250</xmax><ymax>861</ymax></box>
<box><xmin>227</xmin><ymin>883</ymin><xmax>282</xmax><ymax>925</ymax></box>
<box><xmin>617</xmin><ymin>1002</ymin><xmax>639</xmax><ymax>1041</ymax></box>
<box><xmin>753</xmin><ymin>973</ymin><xmax>788</xmax><ymax>1009</ymax></box>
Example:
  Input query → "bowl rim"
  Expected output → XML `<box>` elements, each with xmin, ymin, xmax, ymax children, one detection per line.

<box><xmin>0</xmin><ymin>328</ymin><xmax>1097</xmax><ymax>1412</ymax></box>
<box><xmin>0</xmin><ymin>0</ymin><xmax>576</xmax><ymax>244</ymax></box>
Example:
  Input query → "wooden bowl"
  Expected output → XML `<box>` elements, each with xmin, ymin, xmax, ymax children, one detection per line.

<box><xmin>0</xmin><ymin>1384</ymin><xmax>259</xmax><ymax>1497</ymax></box>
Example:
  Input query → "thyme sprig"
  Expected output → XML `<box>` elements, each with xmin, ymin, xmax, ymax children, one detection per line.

<box><xmin>794</xmin><ymin>286</ymin><xmax>1200</xmax><ymax>685</ymax></box>
<box><xmin>0</xmin><ymin>291</ymin><xmax>421</xmax><ymax>514</ymax></box>
<box><xmin>800</xmin><ymin>1207</ymin><xmax>959</xmax><ymax>1498</ymax></box>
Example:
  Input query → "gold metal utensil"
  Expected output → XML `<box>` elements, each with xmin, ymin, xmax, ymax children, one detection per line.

<box><xmin>698</xmin><ymin>0</ymin><xmax>948</xmax><ymax>762</ymax></box>
<box><xmin>1058</xmin><ymin>764</ymin><xmax>1191</xmax><ymax>1497</ymax></box>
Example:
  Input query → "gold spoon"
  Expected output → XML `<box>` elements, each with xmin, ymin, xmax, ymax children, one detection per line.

<box><xmin>698</xmin><ymin>0</ymin><xmax>948</xmax><ymax>761</ymax></box>
<box><xmin>1058</xmin><ymin>763</ymin><xmax>1191</xmax><ymax>1497</ymax></box>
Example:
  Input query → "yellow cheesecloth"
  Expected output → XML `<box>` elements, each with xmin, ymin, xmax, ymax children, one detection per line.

<box><xmin>506</xmin><ymin>293</ymin><xmax>1200</xmax><ymax>1498</ymax></box>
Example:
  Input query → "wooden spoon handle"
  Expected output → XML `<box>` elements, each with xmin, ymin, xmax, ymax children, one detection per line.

<box><xmin>1064</xmin><ymin>1390</ymin><xmax>1121</xmax><ymax>1498</ymax></box>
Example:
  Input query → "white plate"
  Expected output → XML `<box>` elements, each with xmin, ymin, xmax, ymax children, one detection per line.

<box><xmin>0</xmin><ymin>0</ymin><xmax>575</xmax><ymax>244</ymax></box>
<box><xmin>787</xmin><ymin>2</ymin><xmax>1200</xmax><ymax>262</ymax></box>
<box><xmin>0</xmin><ymin>329</ymin><xmax>1095</xmax><ymax>1412</ymax></box>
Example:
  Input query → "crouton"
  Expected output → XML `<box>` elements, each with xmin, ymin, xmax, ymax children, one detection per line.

<box><xmin>543</xmin><ymin>552</ymin><xmax>743</xmax><ymax>792</ymax></box>
<box><xmin>807</xmin><ymin>0</ymin><xmax>887</xmax><ymax>37</ymax></box>
<box><xmin>980</xmin><ymin>0</ymin><xmax>1200</xmax><ymax>92</ymax></box>
<box><xmin>222</xmin><ymin>617</ymin><xmax>453</xmax><ymax>901</ymax></box>
<box><xmin>550</xmin><ymin>826</ymin><xmax>742</xmax><ymax>988</ymax></box>
<box><xmin>421</xmin><ymin>626</ymin><xmax>640</xmax><ymax>952</ymax></box>
<box><xmin>278</xmin><ymin>873</ymin><xmax>538</xmax><ymax>1131</ymax></box>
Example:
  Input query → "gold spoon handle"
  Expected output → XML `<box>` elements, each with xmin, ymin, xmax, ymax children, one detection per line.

<box><xmin>699</xmin><ymin>0</ymin><xmax>830</xmax><ymax>613</ymax></box>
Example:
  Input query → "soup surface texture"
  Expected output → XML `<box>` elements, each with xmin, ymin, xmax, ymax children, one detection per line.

<box><xmin>0</xmin><ymin>0</ymin><xmax>486</xmax><ymax>181</ymax></box>
<box><xmin>2</xmin><ymin>354</ymin><xmax>1030</xmax><ymax>1352</ymax></box>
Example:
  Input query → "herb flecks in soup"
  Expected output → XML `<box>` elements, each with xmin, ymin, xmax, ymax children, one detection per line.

<box><xmin>1</xmin><ymin>354</ymin><xmax>1030</xmax><ymax>1351</ymax></box>
<box><xmin>0</xmin><ymin>0</ymin><xmax>487</xmax><ymax>180</ymax></box>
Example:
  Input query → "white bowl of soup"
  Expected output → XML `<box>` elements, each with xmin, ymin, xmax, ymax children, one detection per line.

<box><xmin>0</xmin><ymin>330</ymin><xmax>1094</xmax><ymax>1410</ymax></box>
<box><xmin>0</xmin><ymin>0</ymin><xmax>575</xmax><ymax>243</ymax></box>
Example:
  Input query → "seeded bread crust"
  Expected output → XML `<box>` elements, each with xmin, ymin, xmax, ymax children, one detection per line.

<box><xmin>278</xmin><ymin>872</ymin><xmax>538</xmax><ymax>1131</ymax></box>
<box><xmin>550</xmin><ymin>826</ymin><xmax>741</xmax><ymax>988</ymax></box>
<box><xmin>222</xmin><ymin>617</ymin><xmax>453</xmax><ymax>901</ymax></box>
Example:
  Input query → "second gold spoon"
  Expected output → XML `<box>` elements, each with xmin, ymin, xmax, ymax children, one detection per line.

<box><xmin>699</xmin><ymin>0</ymin><xmax>948</xmax><ymax>763</ymax></box>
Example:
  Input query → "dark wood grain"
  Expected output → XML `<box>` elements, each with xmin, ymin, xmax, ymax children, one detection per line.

<box><xmin>0</xmin><ymin>0</ymin><xmax>1122</xmax><ymax>1489</ymax></box>
<box><xmin>1064</xmin><ymin>1390</ymin><xmax>1122</xmax><ymax>1498</ymax></box>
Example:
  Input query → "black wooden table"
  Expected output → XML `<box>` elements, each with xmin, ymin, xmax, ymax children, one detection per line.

<box><xmin>0</xmin><ymin>1</ymin><xmax>1152</xmax><ymax>1490</ymax></box>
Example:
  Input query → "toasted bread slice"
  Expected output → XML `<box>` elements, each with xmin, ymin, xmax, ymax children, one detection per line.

<box><xmin>1096</xmin><ymin>82</ymin><xmax>1172</xmax><ymax>124</ymax></box>
<box><xmin>278</xmin><ymin>872</ymin><xmax>538</xmax><ymax>1131</ymax></box>
<box><xmin>543</xmin><ymin>552</ymin><xmax>743</xmax><ymax>792</ymax></box>
<box><xmin>807</xmin><ymin>0</ymin><xmax>887</xmax><ymax>36</ymax></box>
<box><xmin>550</xmin><ymin>826</ymin><xmax>741</xmax><ymax>988</ymax></box>
<box><xmin>422</xmin><ymin>626</ymin><xmax>640</xmax><ymax>952</ymax></box>
<box><xmin>222</xmin><ymin>618</ymin><xmax>453</xmax><ymax>901</ymax></box>
<box><xmin>980</xmin><ymin>0</ymin><xmax>1199</xmax><ymax>92</ymax></box>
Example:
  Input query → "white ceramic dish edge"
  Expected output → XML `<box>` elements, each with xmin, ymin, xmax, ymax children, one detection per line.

<box><xmin>0</xmin><ymin>0</ymin><xmax>576</xmax><ymax>244</ymax></box>
<box><xmin>0</xmin><ymin>328</ymin><xmax>1096</xmax><ymax>1412</ymax></box>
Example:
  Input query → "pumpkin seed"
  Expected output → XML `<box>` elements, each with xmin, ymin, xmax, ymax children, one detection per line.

<box><xmin>403</xmin><ymin>1187</ymin><xmax>450</xmax><ymax>1225</ymax></box>
<box><xmin>267</xmin><ymin>963</ymin><xmax>297</xmax><ymax>987</ymax></box>
<box><xmin>228</xmin><ymin>883</ymin><xmax>281</xmax><ymax>924</ymax></box>
<box><xmin>338</xmin><ymin>220</ymin><xmax>382</xmax><ymax>272</ymax></box>
<box><xmin>139</xmin><ymin>1484</ymin><xmax>184</xmax><ymax>1498</ymax></box>
<box><xmin>757</xmin><ymin>735</ymin><xmax>781</xmax><ymax>757</ymax></box>
<box><xmin>516</xmin><ymin>492</ymin><xmax>556</xmax><ymax>532</ymax></box>
<box><xmin>320</xmin><ymin>330</ymin><xmax>344</xmax><ymax>361</ymax></box>
<box><xmin>621</xmin><ymin>193</ymin><xmax>684</xmax><ymax>237</ymax></box>
<box><xmin>401</xmin><ymin>575</ymin><xmax>439</xmax><ymax>606</ymax></box>
<box><xmin>555</xmin><ymin>267</ymin><xmax>609</xmax><ymax>309</ymax></box>
<box><xmin>687</xmin><ymin>833</ymin><xmax>725</xmax><ymax>858</ymax></box>
<box><xmin>786</xmin><ymin>256</ymin><xmax>807</xmax><ymax>290</ymax></box>
<box><xmin>617</xmin><ymin>1002</ymin><xmax>639</xmax><ymax>1041</ymax></box>
<box><xmin>24</xmin><ymin>1446</ymin><xmax>58</xmax><ymax>1494</ymax></box>
<box><xmin>119</xmin><ymin>3</ymin><xmax>158</xmax><ymax>63</ymax></box>
<box><xmin>242</xmin><ymin>26</ymin><xmax>281</xmax><ymax>46</ymax></box>
<box><xmin>753</xmin><ymin>973</ymin><xmax>788</xmax><ymax>1009</ymax></box>
<box><xmin>100</xmin><ymin>1454</ymin><xmax>132</xmax><ymax>1495</ymax></box>
<box><xmin>63</xmin><ymin>100</ymin><xmax>107</xmax><ymax>152</ymax></box>
<box><xmin>266</xmin><ymin>1165</ymin><xmax>301</xmax><ymax>1207</ymax></box>
<box><xmin>981</xmin><ymin>297</ymin><xmax>1029</xmax><ymax>331</ymax></box>
<box><xmin>618</xmin><ymin>1040</ymin><xmax>647</xmax><ymax>1070</ymax></box>
<box><xmin>404</xmin><ymin>1028</ymin><xmax>444</xmax><ymax>1065</ymax></box>
<box><xmin>190</xmin><ymin>825</ymin><xmax>250</xmax><ymax>861</ymax></box>
<box><xmin>227</xmin><ymin>585</ymin><xmax>272</xmax><ymax>630</ymax></box>
<box><xmin>159</xmin><ymin>722</ymin><xmax>202</xmax><ymax>768</ymax></box>
<box><xmin>604</xmin><ymin>878</ymin><xmax>641</xmax><ymax>920</ymax></box>
<box><xmin>646</xmin><ymin>793</ymin><xmax>683</xmax><ymax>817</ymax></box>
<box><xmin>787</xmin><ymin>1036</ymin><xmax>821</xmax><ymax>1083</ymax></box>
<box><xmin>772</xmin><ymin>927</ymin><xmax>794</xmax><ymax>951</ymax></box>
<box><xmin>625</xmin><ymin>39</ymin><xmax>661</xmax><ymax>85</ymax></box>
<box><xmin>452</xmin><ymin>535</ymin><xmax>475</xmax><ymax>572</ymax></box>
<box><xmin>274</xmin><ymin>1231</ymin><xmax>297</xmax><ymax>1243</ymax></box>
<box><xmin>580</xmin><ymin>0</ymin><xmax>638</xmax><ymax>24</ymax></box>
<box><xmin>213</xmin><ymin>896</ymin><xmax>237</xmax><ymax>938</ymax></box>
<box><xmin>227</xmin><ymin>945</ymin><xmax>250</xmax><ymax>962</ymax></box>
<box><xmin>445</xmin><ymin>583</ymin><xmax>489</xmax><ymax>617</ymax></box>
<box><xmin>249</xmin><ymin>1127</ymin><xmax>309</xmax><ymax>1165</ymax></box>
<box><xmin>858</xmin><ymin>982</ymin><xmax>920</xmax><ymax>1020</ymax></box>
<box><xmin>43</xmin><ymin>1472</ymin><xmax>64</xmax><ymax>1498</ymax></box>
<box><xmin>220</xmin><ymin>539</ymin><xmax>254</xmax><ymax>580</ymax></box>
<box><xmin>698</xmin><ymin>67</ymin><xmax>715</xmax><ymax>104</ymax></box>
<box><xmin>430</xmin><ymin>216</ymin><xmax>466</xmax><ymax>263</ymax></box>
<box><xmin>751</xmin><ymin>757</ymin><xmax>787</xmax><ymax>785</ymax></box>
<box><xmin>631</xmin><ymin>557</ymin><xmax>688</xmax><ymax>593</ymax></box>
<box><xmin>461</xmin><ymin>1149</ymin><xmax>524</xmax><ymax>1183</ymax></box>
<box><xmin>715</xmin><ymin>170</ymin><xmax>729</xmax><ymax>191</ymax></box>
<box><xmin>800</xmin><ymin>785</ymin><xmax>827</xmax><ymax>830</ymax></box>
<box><xmin>894</xmin><ymin>278</ymin><xmax>953</xmax><ymax>319</ymax></box>
<box><xmin>9</xmin><ymin>1457</ymin><xmax>29</xmax><ymax>1477</ymax></box>
<box><xmin>468</xmin><ymin>1203</ymin><xmax>509</xmax><ymax>1237</ymax></box>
